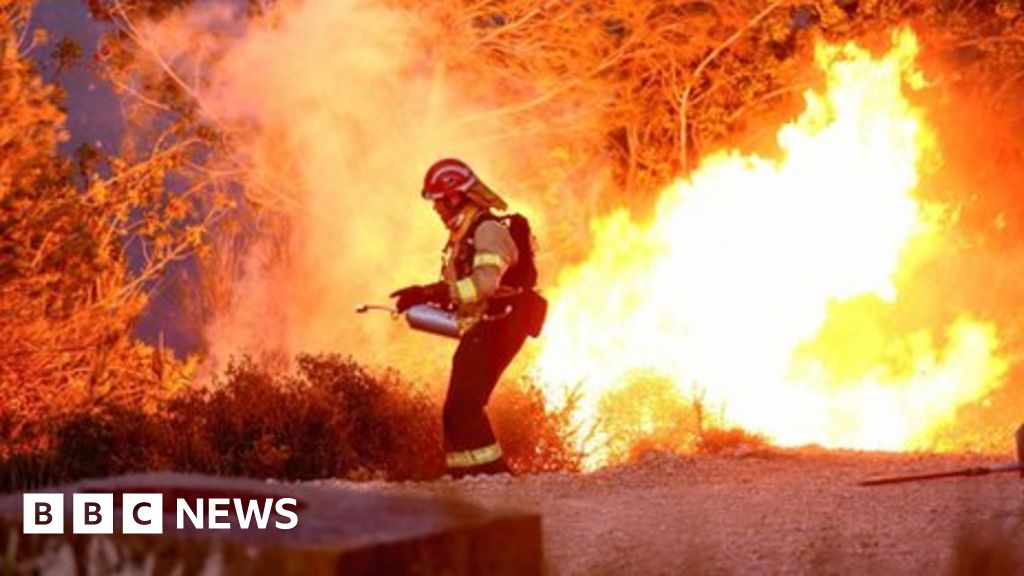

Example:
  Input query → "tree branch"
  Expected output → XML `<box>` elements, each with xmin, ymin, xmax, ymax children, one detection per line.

<box><xmin>678</xmin><ymin>0</ymin><xmax>785</xmax><ymax>172</ymax></box>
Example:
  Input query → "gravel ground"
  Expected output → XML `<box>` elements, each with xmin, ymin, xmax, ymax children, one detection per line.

<box><xmin>327</xmin><ymin>450</ymin><xmax>1024</xmax><ymax>575</ymax></box>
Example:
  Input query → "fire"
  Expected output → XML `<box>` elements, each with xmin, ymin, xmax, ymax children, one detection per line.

<box><xmin>532</xmin><ymin>29</ymin><xmax>1008</xmax><ymax>468</ymax></box>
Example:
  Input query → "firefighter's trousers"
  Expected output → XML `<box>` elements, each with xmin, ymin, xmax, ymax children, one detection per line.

<box><xmin>443</xmin><ymin>305</ymin><xmax>529</xmax><ymax>476</ymax></box>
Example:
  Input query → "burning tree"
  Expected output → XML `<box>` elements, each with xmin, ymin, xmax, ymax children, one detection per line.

<box><xmin>0</xmin><ymin>0</ymin><xmax>227</xmax><ymax>454</ymax></box>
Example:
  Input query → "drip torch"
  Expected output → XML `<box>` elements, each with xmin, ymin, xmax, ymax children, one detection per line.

<box><xmin>355</xmin><ymin>303</ymin><xmax>460</xmax><ymax>339</ymax></box>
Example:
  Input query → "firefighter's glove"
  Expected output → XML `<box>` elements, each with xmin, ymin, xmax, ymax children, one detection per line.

<box><xmin>390</xmin><ymin>281</ymin><xmax>450</xmax><ymax>313</ymax></box>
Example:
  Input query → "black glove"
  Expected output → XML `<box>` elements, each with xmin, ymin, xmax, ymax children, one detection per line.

<box><xmin>389</xmin><ymin>281</ymin><xmax>450</xmax><ymax>313</ymax></box>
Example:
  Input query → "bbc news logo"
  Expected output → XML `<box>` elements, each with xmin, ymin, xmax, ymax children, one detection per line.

<box><xmin>23</xmin><ymin>493</ymin><xmax>299</xmax><ymax>534</ymax></box>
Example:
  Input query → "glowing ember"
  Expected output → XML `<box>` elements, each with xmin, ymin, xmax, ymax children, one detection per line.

<box><xmin>533</xmin><ymin>29</ymin><xmax>1007</xmax><ymax>468</ymax></box>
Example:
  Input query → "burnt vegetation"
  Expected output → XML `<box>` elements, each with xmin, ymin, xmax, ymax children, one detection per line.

<box><xmin>4</xmin><ymin>0</ymin><xmax>1024</xmax><ymax>493</ymax></box>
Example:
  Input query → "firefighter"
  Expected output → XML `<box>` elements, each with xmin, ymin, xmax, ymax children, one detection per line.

<box><xmin>390</xmin><ymin>158</ymin><xmax>544</xmax><ymax>477</ymax></box>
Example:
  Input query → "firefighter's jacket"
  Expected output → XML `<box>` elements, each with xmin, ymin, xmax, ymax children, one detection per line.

<box><xmin>441</xmin><ymin>208</ymin><xmax>518</xmax><ymax>329</ymax></box>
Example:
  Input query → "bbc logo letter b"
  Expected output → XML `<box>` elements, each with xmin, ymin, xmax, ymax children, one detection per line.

<box><xmin>23</xmin><ymin>494</ymin><xmax>63</xmax><ymax>534</ymax></box>
<box><xmin>73</xmin><ymin>494</ymin><xmax>113</xmax><ymax>534</ymax></box>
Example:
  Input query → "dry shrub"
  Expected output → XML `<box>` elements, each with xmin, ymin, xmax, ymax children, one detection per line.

<box><xmin>588</xmin><ymin>375</ymin><xmax>772</xmax><ymax>463</ymax></box>
<box><xmin>696</xmin><ymin>426</ymin><xmax>771</xmax><ymax>455</ymax></box>
<box><xmin>0</xmin><ymin>354</ymin><xmax>580</xmax><ymax>492</ymax></box>
<box><xmin>190</xmin><ymin>355</ymin><xmax>442</xmax><ymax>480</ymax></box>
<box><xmin>492</xmin><ymin>378</ymin><xmax>584</xmax><ymax>474</ymax></box>
<box><xmin>597</xmin><ymin>376</ymin><xmax>706</xmax><ymax>463</ymax></box>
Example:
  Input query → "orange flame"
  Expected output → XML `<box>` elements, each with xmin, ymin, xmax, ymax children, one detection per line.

<box><xmin>533</xmin><ymin>29</ymin><xmax>1008</xmax><ymax>468</ymax></box>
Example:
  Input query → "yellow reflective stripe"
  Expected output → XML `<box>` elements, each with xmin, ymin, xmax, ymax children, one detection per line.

<box><xmin>473</xmin><ymin>252</ymin><xmax>508</xmax><ymax>271</ymax></box>
<box><xmin>455</xmin><ymin>278</ymin><xmax>478</xmax><ymax>303</ymax></box>
<box><xmin>446</xmin><ymin>443</ymin><xmax>503</xmax><ymax>468</ymax></box>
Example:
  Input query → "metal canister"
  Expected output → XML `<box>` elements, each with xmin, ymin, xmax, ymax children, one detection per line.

<box><xmin>404</xmin><ymin>304</ymin><xmax>460</xmax><ymax>339</ymax></box>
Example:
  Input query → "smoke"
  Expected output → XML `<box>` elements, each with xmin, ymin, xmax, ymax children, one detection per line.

<box><xmin>135</xmin><ymin>0</ymin><xmax>609</xmax><ymax>381</ymax></box>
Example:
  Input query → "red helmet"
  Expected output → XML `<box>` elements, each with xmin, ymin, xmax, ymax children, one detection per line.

<box><xmin>422</xmin><ymin>158</ymin><xmax>478</xmax><ymax>201</ymax></box>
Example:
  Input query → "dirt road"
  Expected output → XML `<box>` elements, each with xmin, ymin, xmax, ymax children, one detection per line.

<box><xmin>326</xmin><ymin>450</ymin><xmax>1024</xmax><ymax>574</ymax></box>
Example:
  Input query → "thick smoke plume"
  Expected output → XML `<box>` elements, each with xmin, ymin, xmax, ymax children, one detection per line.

<box><xmin>139</xmin><ymin>0</ymin><xmax>607</xmax><ymax>381</ymax></box>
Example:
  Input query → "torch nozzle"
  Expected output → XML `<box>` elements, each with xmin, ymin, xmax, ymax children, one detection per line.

<box><xmin>355</xmin><ymin>304</ymin><xmax>397</xmax><ymax>315</ymax></box>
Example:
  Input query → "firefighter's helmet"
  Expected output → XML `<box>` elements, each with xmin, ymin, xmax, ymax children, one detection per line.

<box><xmin>421</xmin><ymin>158</ymin><xmax>508</xmax><ymax>211</ymax></box>
<box><xmin>422</xmin><ymin>158</ymin><xmax>478</xmax><ymax>201</ymax></box>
